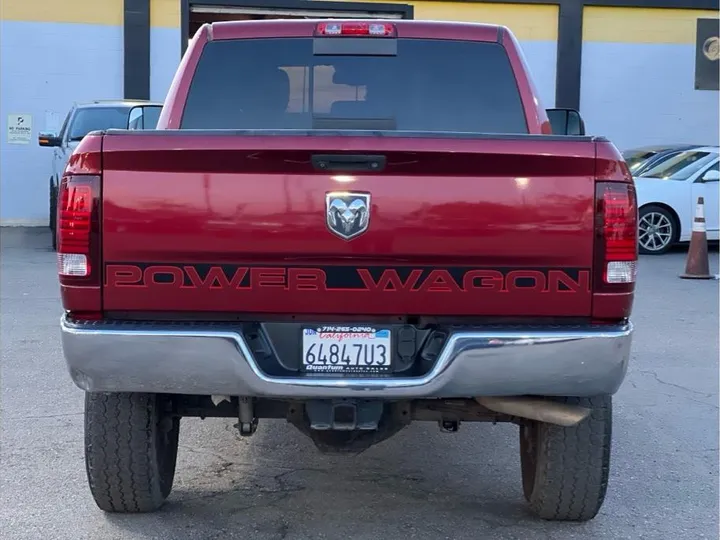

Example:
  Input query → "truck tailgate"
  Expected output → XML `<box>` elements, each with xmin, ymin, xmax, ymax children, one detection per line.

<box><xmin>101</xmin><ymin>133</ymin><xmax>597</xmax><ymax>317</ymax></box>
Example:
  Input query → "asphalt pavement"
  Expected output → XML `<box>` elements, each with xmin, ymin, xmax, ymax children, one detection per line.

<box><xmin>1</xmin><ymin>227</ymin><xmax>718</xmax><ymax>540</ymax></box>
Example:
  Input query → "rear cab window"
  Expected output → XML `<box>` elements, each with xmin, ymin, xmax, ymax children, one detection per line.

<box><xmin>180</xmin><ymin>37</ymin><xmax>529</xmax><ymax>135</ymax></box>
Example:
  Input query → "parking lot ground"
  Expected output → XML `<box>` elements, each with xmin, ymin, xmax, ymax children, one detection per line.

<box><xmin>1</xmin><ymin>227</ymin><xmax>718</xmax><ymax>540</ymax></box>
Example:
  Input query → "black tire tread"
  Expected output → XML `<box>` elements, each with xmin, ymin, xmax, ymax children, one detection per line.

<box><xmin>525</xmin><ymin>395</ymin><xmax>612</xmax><ymax>522</ymax></box>
<box><xmin>49</xmin><ymin>182</ymin><xmax>57</xmax><ymax>251</ymax></box>
<box><xmin>84</xmin><ymin>392</ymin><xmax>177</xmax><ymax>513</ymax></box>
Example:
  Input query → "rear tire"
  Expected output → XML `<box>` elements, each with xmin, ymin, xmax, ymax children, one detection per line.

<box><xmin>84</xmin><ymin>392</ymin><xmax>179</xmax><ymax>513</ymax></box>
<box><xmin>519</xmin><ymin>395</ymin><xmax>612</xmax><ymax>521</ymax></box>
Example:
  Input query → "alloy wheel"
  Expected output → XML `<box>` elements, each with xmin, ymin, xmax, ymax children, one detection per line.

<box><xmin>638</xmin><ymin>211</ymin><xmax>673</xmax><ymax>253</ymax></box>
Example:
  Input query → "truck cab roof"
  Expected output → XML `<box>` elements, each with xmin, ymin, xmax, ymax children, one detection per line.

<box><xmin>206</xmin><ymin>18</ymin><xmax>507</xmax><ymax>42</ymax></box>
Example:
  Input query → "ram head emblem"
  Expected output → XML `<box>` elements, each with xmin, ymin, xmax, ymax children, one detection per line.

<box><xmin>325</xmin><ymin>192</ymin><xmax>371</xmax><ymax>240</ymax></box>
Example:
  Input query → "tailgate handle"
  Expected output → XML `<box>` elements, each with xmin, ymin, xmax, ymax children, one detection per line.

<box><xmin>311</xmin><ymin>154</ymin><xmax>386</xmax><ymax>172</ymax></box>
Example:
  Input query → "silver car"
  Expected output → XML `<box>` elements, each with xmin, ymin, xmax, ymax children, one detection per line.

<box><xmin>38</xmin><ymin>100</ymin><xmax>163</xmax><ymax>249</ymax></box>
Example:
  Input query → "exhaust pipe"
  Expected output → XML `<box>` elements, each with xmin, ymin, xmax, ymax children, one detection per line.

<box><xmin>475</xmin><ymin>396</ymin><xmax>590</xmax><ymax>427</ymax></box>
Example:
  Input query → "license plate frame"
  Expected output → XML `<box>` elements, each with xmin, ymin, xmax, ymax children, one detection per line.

<box><xmin>301</xmin><ymin>325</ymin><xmax>392</xmax><ymax>375</ymax></box>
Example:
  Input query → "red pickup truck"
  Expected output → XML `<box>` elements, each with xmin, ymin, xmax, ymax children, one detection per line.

<box><xmin>58</xmin><ymin>20</ymin><xmax>636</xmax><ymax>521</ymax></box>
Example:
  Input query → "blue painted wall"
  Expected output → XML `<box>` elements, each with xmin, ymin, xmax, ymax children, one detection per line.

<box><xmin>0</xmin><ymin>20</ymin><xmax>123</xmax><ymax>224</ymax></box>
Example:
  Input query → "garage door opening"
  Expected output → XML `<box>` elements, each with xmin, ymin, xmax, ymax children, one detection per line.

<box><xmin>184</xmin><ymin>1</ymin><xmax>414</xmax><ymax>51</ymax></box>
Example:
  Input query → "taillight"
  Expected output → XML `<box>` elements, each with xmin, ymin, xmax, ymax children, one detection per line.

<box><xmin>594</xmin><ymin>182</ymin><xmax>638</xmax><ymax>292</ymax></box>
<box><xmin>315</xmin><ymin>22</ymin><xmax>396</xmax><ymax>37</ymax></box>
<box><xmin>57</xmin><ymin>175</ymin><xmax>100</xmax><ymax>282</ymax></box>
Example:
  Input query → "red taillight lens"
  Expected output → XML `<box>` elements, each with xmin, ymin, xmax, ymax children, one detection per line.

<box><xmin>57</xmin><ymin>175</ymin><xmax>99</xmax><ymax>279</ymax></box>
<box><xmin>595</xmin><ymin>182</ymin><xmax>638</xmax><ymax>290</ymax></box>
<box><xmin>315</xmin><ymin>22</ymin><xmax>396</xmax><ymax>37</ymax></box>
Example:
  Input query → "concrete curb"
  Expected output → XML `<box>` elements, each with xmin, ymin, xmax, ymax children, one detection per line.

<box><xmin>1</xmin><ymin>220</ymin><xmax>46</xmax><ymax>227</ymax></box>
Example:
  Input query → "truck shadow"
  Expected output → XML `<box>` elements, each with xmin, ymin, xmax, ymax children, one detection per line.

<box><xmin>104</xmin><ymin>419</ymin><xmax>600</xmax><ymax>539</ymax></box>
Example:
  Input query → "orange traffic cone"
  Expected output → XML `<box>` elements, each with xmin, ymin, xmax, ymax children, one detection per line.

<box><xmin>680</xmin><ymin>196</ymin><xmax>714</xmax><ymax>279</ymax></box>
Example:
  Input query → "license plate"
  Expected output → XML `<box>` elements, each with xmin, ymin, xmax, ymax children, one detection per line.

<box><xmin>301</xmin><ymin>326</ymin><xmax>392</xmax><ymax>374</ymax></box>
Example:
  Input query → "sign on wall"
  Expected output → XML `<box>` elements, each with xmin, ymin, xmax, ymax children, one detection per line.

<box><xmin>7</xmin><ymin>114</ymin><xmax>32</xmax><ymax>144</ymax></box>
<box><xmin>696</xmin><ymin>18</ymin><xmax>719</xmax><ymax>91</ymax></box>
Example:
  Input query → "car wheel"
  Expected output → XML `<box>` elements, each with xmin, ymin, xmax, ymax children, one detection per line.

<box><xmin>638</xmin><ymin>205</ymin><xmax>678</xmax><ymax>255</ymax></box>
<box><xmin>84</xmin><ymin>392</ymin><xmax>180</xmax><ymax>513</ymax></box>
<box><xmin>519</xmin><ymin>395</ymin><xmax>612</xmax><ymax>522</ymax></box>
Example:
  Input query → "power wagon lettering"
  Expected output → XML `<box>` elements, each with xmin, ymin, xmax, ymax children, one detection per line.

<box><xmin>105</xmin><ymin>264</ymin><xmax>591</xmax><ymax>293</ymax></box>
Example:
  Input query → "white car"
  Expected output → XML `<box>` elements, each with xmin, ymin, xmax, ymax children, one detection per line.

<box><xmin>633</xmin><ymin>146</ymin><xmax>719</xmax><ymax>254</ymax></box>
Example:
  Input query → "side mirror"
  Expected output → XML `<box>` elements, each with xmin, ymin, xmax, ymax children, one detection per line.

<box><xmin>546</xmin><ymin>108</ymin><xmax>586</xmax><ymax>136</ymax></box>
<box><xmin>38</xmin><ymin>132</ymin><xmax>61</xmax><ymax>147</ymax></box>
<box><xmin>127</xmin><ymin>105</ymin><xmax>162</xmax><ymax>130</ymax></box>
<box><xmin>128</xmin><ymin>106</ymin><xmax>144</xmax><ymax>130</ymax></box>
<box><xmin>701</xmin><ymin>169</ymin><xmax>720</xmax><ymax>182</ymax></box>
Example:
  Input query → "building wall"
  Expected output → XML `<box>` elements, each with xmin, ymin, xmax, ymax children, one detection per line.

<box><xmin>150</xmin><ymin>0</ymin><xmax>182</xmax><ymax>101</ymax></box>
<box><xmin>580</xmin><ymin>7</ymin><xmax>719</xmax><ymax>151</ymax></box>
<box><xmin>0</xmin><ymin>0</ymin><xmax>125</xmax><ymax>225</ymax></box>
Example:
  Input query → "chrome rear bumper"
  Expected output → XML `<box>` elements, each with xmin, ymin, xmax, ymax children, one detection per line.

<box><xmin>60</xmin><ymin>315</ymin><xmax>633</xmax><ymax>399</ymax></box>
